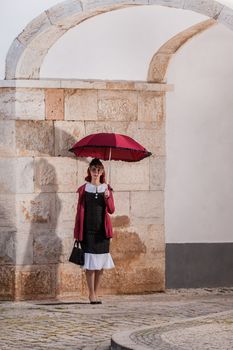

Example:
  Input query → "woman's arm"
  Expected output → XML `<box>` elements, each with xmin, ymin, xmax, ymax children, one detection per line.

<box><xmin>104</xmin><ymin>186</ymin><xmax>115</xmax><ymax>214</ymax></box>
<box><xmin>73</xmin><ymin>199</ymin><xmax>80</xmax><ymax>240</ymax></box>
<box><xmin>73</xmin><ymin>185</ymin><xmax>83</xmax><ymax>240</ymax></box>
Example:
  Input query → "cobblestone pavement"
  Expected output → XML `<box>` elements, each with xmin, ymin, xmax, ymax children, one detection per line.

<box><xmin>0</xmin><ymin>288</ymin><xmax>233</xmax><ymax>350</ymax></box>
<box><xmin>112</xmin><ymin>310</ymin><xmax>233</xmax><ymax>349</ymax></box>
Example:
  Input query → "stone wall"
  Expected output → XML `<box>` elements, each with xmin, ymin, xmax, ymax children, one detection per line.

<box><xmin>0</xmin><ymin>79</ymin><xmax>171</xmax><ymax>300</ymax></box>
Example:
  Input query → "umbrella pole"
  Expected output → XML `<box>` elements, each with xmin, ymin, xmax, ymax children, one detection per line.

<box><xmin>107</xmin><ymin>147</ymin><xmax>112</xmax><ymax>184</ymax></box>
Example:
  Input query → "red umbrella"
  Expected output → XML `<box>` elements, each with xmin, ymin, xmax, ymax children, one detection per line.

<box><xmin>69</xmin><ymin>132</ymin><xmax>152</xmax><ymax>183</ymax></box>
<box><xmin>69</xmin><ymin>132</ymin><xmax>152</xmax><ymax>162</ymax></box>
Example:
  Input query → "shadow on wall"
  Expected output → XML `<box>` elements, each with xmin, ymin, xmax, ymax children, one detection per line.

<box><xmin>0</xmin><ymin>203</ymin><xmax>17</xmax><ymax>300</ymax></box>
<box><xmin>20</xmin><ymin>159</ymin><xmax>62</xmax><ymax>299</ymax></box>
<box><xmin>19</xmin><ymin>124</ymin><xmax>86</xmax><ymax>300</ymax></box>
<box><xmin>18</xmin><ymin>120</ymin><xmax>89</xmax><ymax>299</ymax></box>
<box><xmin>0</xmin><ymin>88</ymin><xmax>91</xmax><ymax>299</ymax></box>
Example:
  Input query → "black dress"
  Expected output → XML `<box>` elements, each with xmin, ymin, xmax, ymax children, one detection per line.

<box><xmin>81</xmin><ymin>191</ymin><xmax>110</xmax><ymax>254</ymax></box>
<box><xmin>80</xmin><ymin>183</ymin><xmax>115</xmax><ymax>270</ymax></box>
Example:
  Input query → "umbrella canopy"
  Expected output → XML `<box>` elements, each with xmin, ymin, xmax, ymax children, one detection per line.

<box><xmin>69</xmin><ymin>132</ymin><xmax>152</xmax><ymax>162</ymax></box>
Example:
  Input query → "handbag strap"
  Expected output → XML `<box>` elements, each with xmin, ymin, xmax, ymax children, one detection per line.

<box><xmin>74</xmin><ymin>240</ymin><xmax>80</xmax><ymax>248</ymax></box>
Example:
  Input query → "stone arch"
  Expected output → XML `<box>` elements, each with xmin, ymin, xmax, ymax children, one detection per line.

<box><xmin>147</xmin><ymin>18</ymin><xmax>216</xmax><ymax>83</ymax></box>
<box><xmin>5</xmin><ymin>0</ymin><xmax>233</xmax><ymax>80</ymax></box>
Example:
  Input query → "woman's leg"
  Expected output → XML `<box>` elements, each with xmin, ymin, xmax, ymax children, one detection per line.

<box><xmin>85</xmin><ymin>270</ymin><xmax>95</xmax><ymax>302</ymax></box>
<box><xmin>94</xmin><ymin>269</ymin><xmax>103</xmax><ymax>298</ymax></box>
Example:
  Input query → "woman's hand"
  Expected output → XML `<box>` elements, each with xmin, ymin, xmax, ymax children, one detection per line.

<box><xmin>104</xmin><ymin>188</ymin><xmax>110</xmax><ymax>198</ymax></box>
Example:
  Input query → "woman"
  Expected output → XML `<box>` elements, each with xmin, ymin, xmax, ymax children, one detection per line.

<box><xmin>74</xmin><ymin>158</ymin><xmax>115</xmax><ymax>304</ymax></box>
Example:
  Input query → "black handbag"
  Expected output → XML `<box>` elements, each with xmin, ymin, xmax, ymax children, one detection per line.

<box><xmin>69</xmin><ymin>240</ymin><xmax>85</xmax><ymax>266</ymax></box>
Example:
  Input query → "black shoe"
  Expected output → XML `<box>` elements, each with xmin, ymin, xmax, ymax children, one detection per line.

<box><xmin>90</xmin><ymin>300</ymin><xmax>102</xmax><ymax>304</ymax></box>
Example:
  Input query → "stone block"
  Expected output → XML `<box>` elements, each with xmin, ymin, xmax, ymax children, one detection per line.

<box><xmin>183</xmin><ymin>0</ymin><xmax>223</xmax><ymax>18</ymax></box>
<box><xmin>56</xmin><ymin>226</ymin><xmax>74</xmax><ymax>240</ymax></box>
<box><xmin>147</xmin><ymin>53</ymin><xmax>171</xmax><ymax>83</ymax></box>
<box><xmin>61</xmin><ymin>80</ymin><xmax>106</xmax><ymax>89</ymax></box>
<box><xmin>0</xmin><ymin>157</ymin><xmax>34</xmax><ymax>194</ymax></box>
<box><xmin>16</xmin><ymin>265</ymin><xmax>57</xmax><ymax>299</ymax></box>
<box><xmin>33</xmin><ymin>231</ymin><xmax>63</xmax><ymax>264</ymax></box>
<box><xmin>101</xmin><ymin>262</ymin><xmax>165</xmax><ymax>294</ymax></box>
<box><xmin>17</xmin><ymin>23</ymin><xmax>66</xmax><ymax>79</ymax></box>
<box><xmin>45</xmin><ymin>89</ymin><xmax>64</xmax><ymax>120</ymax></box>
<box><xmin>85</xmin><ymin>121</ymin><xmax>130</xmax><ymax>135</ymax></box>
<box><xmin>57</xmin><ymin>263</ymin><xmax>83</xmax><ymax>296</ymax></box>
<box><xmin>0</xmin><ymin>266</ymin><xmax>15</xmax><ymax>300</ymax></box>
<box><xmin>111</xmin><ymin>229</ymin><xmax>146</xmax><ymax>265</ymax></box>
<box><xmin>150</xmin><ymin>156</ymin><xmax>165</xmax><ymax>190</ymax></box>
<box><xmin>127</xmin><ymin>122</ymin><xmax>166</xmax><ymax>156</ymax></box>
<box><xmin>28</xmin><ymin>30</ymin><xmax>61</xmax><ymax>58</ymax></box>
<box><xmin>16</xmin><ymin>193</ymin><xmax>57</xmax><ymax>230</ymax></box>
<box><xmin>16</xmin><ymin>121</ymin><xmax>54</xmax><ymax>156</ymax></box>
<box><xmin>17</xmin><ymin>12</ymin><xmax>51</xmax><ymax>46</ymax></box>
<box><xmin>138</xmin><ymin>91</ymin><xmax>165</xmax><ymax>126</ymax></box>
<box><xmin>135</xmin><ymin>81</ymin><xmax>172</xmax><ymax>91</ymax></box>
<box><xmin>15</xmin><ymin>233</ymin><xmax>33</xmax><ymax>266</ymax></box>
<box><xmin>112</xmin><ymin>191</ymin><xmax>130</xmax><ymax>217</ymax></box>
<box><xmin>5</xmin><ymin>39</ymin><xmax>25</xmax><ymax>80</ymax></box>
<box><xmin>0</xmin><ymin>121</ymin><xmax>16</xmax><ymax>157</ymax></box>
<box><xmin>86</xmin><ymin>120</ymin><xmax>165</xmax><ymax>152</ymax></box>
<box><xmin>0</xmin><ymin>195</ymin><xmax>16</xmax><ymax>229</ymax></box>
<box><xmin>110</xmin><ymin>158</ymin><xmax>149</xmax><ymax>191</ymax></box>
<box><xmin>148</xmin><ymin>0</ymin><xmax>184</xmax><ymax>8</ymax></box>
<box><xmin>62</xmin><ymin>236</ymin><xmax>75</xmax><ymax>261</ymax></box>
<box><xmin>16</xmin><ymin>158</ymin><xmax>34</xmax><ymax>194</ymax></box>
<box><xmin>218</xmin><ymin>6</ymin><xmax>233</xmax><ymax>31</ymax></box>
<box><xmin>56</xmin><ymin>193</ymin><xmax>76</xmax><ymax>229</ymax></box>
<box><xmin>83</xmin><ymin>0</ymin><xmax>148</xmax><ymax>13</ymax></box>
<box><xmin>116</xmin><ymin>265</ymin><xmax>165</xmax><ymax>293</ymax></box>
<box><xmin>137</xmin><ymin>224</ymin><xmax>165</xmax><ymax>254</ymax></box>
<box><xmin>0</xmin><ymin>88</ymin><xmax>45</xmax><ymax>120</ymax></box>
<box><xmin>130</xmin><ymin>190</ymin><xmax>164</xmax><ymax>224</ymax></box>
<box><xmin>15</xmin><ymin>47</ymin><xmax>41</xmax><ymax>79</ymax></box>
<box><xmin>151</xmin><ymin>224</ymin><xmax>165</xmax><ymax>253</ymax></box>
<box><xmin>97</xmin><ymin>90</ymin><xmax>138</xmax><ymax>121</ymax></box>
<box><xmin>100</xmin><ymin>225</ymin><xmax>163</xmax><ymax>294</ymax></box>
<box><xmin>0</xmin><ymin>232</ymin><xmax>15</xmax><ymax>265</ymax></box>
<box><xmin>111</xmin><ymin>191</ymin><xmax>130</xmax><ymax>228</ymax></box>
<box><xmin>76</xmin><ymin>158</ymin><xmax>91</xmax><ymax>188</ymax></box>
<box><xmin>47</xmin><ymin>0</ymin><xmax>84</xmax><ymax>29</ymax></box>
<box><xmin>34</xmin><ymin>157</ymin><xmax>77</xmax><ymax>193</ymax></box>
<box><xmin>54</xmin><ymin>121</ymin><xmax>85</xmax><ymax>157</ymax></box>
<box><xmin>65</xmin><ymin>89</ymin><xmax>98</xmax><ymax>121</ymax></box>
<box><xmin>105</xmin><ymin>81</ymin><xmax>135</xmax><ymax>90</ymax></box>
<box><xmin>0</xmin><ymin>159</ymin><xmax>15</xmax><ymax>194</ymax></box>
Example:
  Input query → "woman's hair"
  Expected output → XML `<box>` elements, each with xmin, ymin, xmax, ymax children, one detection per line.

<box><xmin>85</xmin><ymin>158</ymin><xmax>106</xmax><ymax>183</ymax></box>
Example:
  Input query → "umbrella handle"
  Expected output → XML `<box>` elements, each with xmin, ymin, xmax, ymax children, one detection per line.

<box><xmin>107</xmin><ymin>147</ymin><xmax>111</xmax><ymax>184</ymax></box>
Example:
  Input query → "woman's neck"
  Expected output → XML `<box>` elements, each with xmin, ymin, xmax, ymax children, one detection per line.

<box><xmin>91</xmin><ymin>179</ymin><xmax>100</xmax><ymax>186</ymax></box>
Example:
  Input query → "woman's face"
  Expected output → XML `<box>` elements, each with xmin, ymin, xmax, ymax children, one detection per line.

<box><xmin>89</xmin><ymin>165</ymin><xmax>104</xmax><ymax>181</ymax></box>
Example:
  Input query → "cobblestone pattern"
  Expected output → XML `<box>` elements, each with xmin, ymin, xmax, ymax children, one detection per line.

<box><xmin>0</xmin><ymin>288</ymin><xmax>233</xmax><ymax>350</ymax></box>
<box><xmin>130</xmin><ymin>310</ymin><xmax>233</xmax><ymax>349</ymax></box>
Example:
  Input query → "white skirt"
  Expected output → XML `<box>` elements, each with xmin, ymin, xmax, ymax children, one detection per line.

<box><xmin>81</xmin><ymin>253</ymin><xmax>115</xmax><ymax>270</ymax></box>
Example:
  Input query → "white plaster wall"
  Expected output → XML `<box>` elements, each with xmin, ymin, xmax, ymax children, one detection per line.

<box><xmin>40</xmin><ymin>6</ymin><xmax>207</xmax><ymax>80</ymax></box>
<box><xmin>165</xmin><ymin>23</ymin><xmax>233</xmax><ymax>243</ymax></box>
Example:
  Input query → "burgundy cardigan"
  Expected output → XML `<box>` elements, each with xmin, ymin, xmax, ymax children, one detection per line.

<box><xmin>74</xmin><ymin>183</ymin><xmax>115</xmax><ymax>241</ymax></box>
